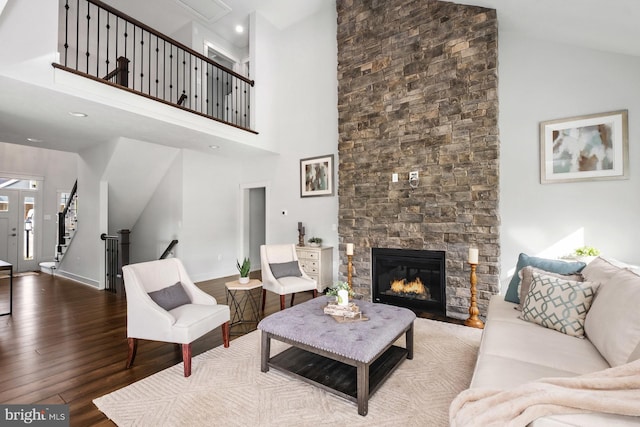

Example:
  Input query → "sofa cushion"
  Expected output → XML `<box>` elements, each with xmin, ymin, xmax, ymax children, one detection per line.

<box><xmin>520</xmin><ymin>271</ymin><xmax>599</xmax><ymax>338</ymax></box>
<box><xmin>480</xmin><ymin>296</ymin><xmax>609</xmax><ymax>375</ymax></box>
<box><xmin>516</xmin><ymin>266</ymin><xmax>583</xmax><ymax>310</ymax></box>
<box><xmin>585</xmin><ymin>268</ymin><xmax>640</xmax><ymax>367</ymax></box>
<box><xmin>580</xmin><ymin>256</ymin><xmax>625</xmax><ymax>284</ymax></box>
<box><xmin>148</xmin><ymin>281</ymin><xmax>191</xmax><ymax>311</ymax></box>
<box><xmin>504</xmin><ymin>253</ymin><xmax>586</xmax><ymax>304</ymax></box>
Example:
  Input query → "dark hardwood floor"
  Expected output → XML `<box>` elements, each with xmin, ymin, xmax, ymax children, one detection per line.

<box><xmin>0</xmin><ymin>271</ymin><xmax>300</xmax><ymax>427</ymax></box>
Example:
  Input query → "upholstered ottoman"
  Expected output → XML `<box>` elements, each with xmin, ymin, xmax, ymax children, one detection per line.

<box><xmin>258</xmin><ymin>296</ymin><xmax>416</xmax><ymax>416</ymax></box>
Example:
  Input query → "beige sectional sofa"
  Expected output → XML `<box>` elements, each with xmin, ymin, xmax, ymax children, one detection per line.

<box><xmin>468</xmin><ymin>256</ymin><xmax>640</xmax><ymax>426</ymax></box>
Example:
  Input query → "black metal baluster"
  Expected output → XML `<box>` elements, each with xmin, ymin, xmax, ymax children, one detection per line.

<box><xmin>75</xmin><ymin>0</ymin><xmax>80</xmax><ymax>69</ymax></box>
<box><xmin>105</xmin><ymin>11</ymin><xmax>110</xmax><ymax>77</ymax></box>
<box><xmin>147</xmin><ymin>31</ymin><xmax>151</xmax><ymax>95</ymax></box>
<box><xmin>169</xmin><ymin>47</ymin><xmax>173</xmax><ymax>102</ymax></box>
<box><xmin>225</xmin><ymin>74</ymin><xmax>230</xmax><ymax>122</ymax></box>
<box><xmin>139</xmin><ymin>29</ymin><xmax>144</xmax><ymax>92</ymax></box>
<box><xmin>193</xmin><ymin>57</ymin><xmax>198</xmax><ymax>111</ymax></box>
<box><xmin>85</xmin><ymin>2</ymin><xmax>90</xmax><ymax>73</ymax></box>
<box><xmin>64</xmin><ymin>0</ymin><xmax>69</xmax><ymax>66</ymax></box>
<box><xmin>244</xmin><ymin>81</ymin><xmax>248</xmax><ymax>127</ymax></box>
<box><xmin>205</xmin><ymin>62</ymin><xmax>210</xmax><ymax>116</ymax></box>
<box><xmin>155</xmin><ymin>37</ymin><xmax>159</xmax><ymax>97</ymax></box>
<box><xmin>215</xmin><ymin>68</ymin><xmax>220</xmax><ymax>119</ymax></box>
<box><xmin>96</xmin><ymin>6</ymin><xmax>100</xmax><ymax>77</ymax></box>
<box><xmin>162</xmin><ymin>40</ymin><xmax>165</xmax><ymax>100</ymax></box>
<box><xmin>132</xmin><ymin>25</ymin><xmax>136</xmax><ymax>91</ymax></box>
<box><xmin>182</xmin><ymin>51</ymin><xmax>186</xmax><ymax>107</ymax></box>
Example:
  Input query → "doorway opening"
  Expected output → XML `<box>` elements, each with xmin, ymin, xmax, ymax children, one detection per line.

<box><xmin>240</xmin><ymin>183</ymin><xmax>267</xmax><ymax>275</ymax></box>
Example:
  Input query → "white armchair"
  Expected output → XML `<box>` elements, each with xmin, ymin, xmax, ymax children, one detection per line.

<box><xmin>260</xmin><ymin>244</ymin><xmax>318</xmax><ymax>311</ymax></box>
<box><xmin>122</xmin><ymin>258</ymin><xmax>230</xmax><ymax>377</ymax></box>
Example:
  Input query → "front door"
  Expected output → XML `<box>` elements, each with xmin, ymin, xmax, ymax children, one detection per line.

<box><xmin>0</xmin><ymin>190</ymin><xmax>19</xmax><ymax>267</ymax></box>
<box><xmin>0</xmin><ymin>188</ymin><xmax>40</xmax><ymax>272</ymax></box>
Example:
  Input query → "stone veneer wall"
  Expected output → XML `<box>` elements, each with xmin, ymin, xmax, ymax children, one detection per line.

<box><xmin>336</xmin><ymin>0</ymin><xmax>500</xmax><ymax>319</ymax></box>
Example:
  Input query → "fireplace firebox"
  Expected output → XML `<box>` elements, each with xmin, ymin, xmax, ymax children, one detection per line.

<box><xmin>372</xmin><ymin>248</ymin><xmax>446</xmax><ymax>316</ymax></box>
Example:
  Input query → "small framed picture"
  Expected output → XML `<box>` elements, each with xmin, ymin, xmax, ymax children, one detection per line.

<box><xmin>540</xmin><ymin>110</ymin><xmax>629</xmax><ymax>184</ymax></box>
<box><xmin>300</xmin><ymin>154</ymin><xmax>334</xmax><ymax>197</ymax></box>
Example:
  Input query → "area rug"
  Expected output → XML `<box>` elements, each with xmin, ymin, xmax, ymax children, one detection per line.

<box><xmin>94</xmin><ymin>318</ymin><xmax>481</xmax><ymax>427</ymax></box>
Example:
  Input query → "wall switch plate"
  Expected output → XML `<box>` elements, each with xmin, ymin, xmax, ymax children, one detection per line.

<box><xmin>392</xmin><ymin>173</ymin><xmax>398</xmax><ymax>182</ymax></box>
<box><xmin>409</xmin><ymin>171</ymin><xmax>419</xmax><ymax>180</ymax></box>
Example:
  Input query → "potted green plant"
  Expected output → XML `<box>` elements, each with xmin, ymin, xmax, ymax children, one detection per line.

<box><xmin>573</xmin><ymin>246</ymin><xmax>600</xmax><ymax>264</ymax></box>
<box><xmin>308</xmin><ymin>237</ymin><xmax>322</xmax><ymax>247</ymax></box>
<box><xmin>236</xmin><ymin>257</ymin><xmax>251</xmax><ymax>284</ymax></box>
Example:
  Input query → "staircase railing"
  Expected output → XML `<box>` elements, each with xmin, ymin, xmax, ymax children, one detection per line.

<box><xmin>56</xmin><ymin>180</ymin><xmax>78</xmax><ymax>262</ymax></box>
<box><xmin>100</xmin><ymin>229</ymin><xmax>129</xmax><ymax>293</ymax></box>
<box><xmin>55</xmin><ymin>0</ymin><xmax>256</xmax><ymax>133</ymax></box>
<box><xmin>160</xmin><ymin>239</ymin><xmax>179</xmax><ymax>260</ymax></box>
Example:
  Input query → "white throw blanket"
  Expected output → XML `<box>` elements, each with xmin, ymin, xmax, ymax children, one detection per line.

<box><xmin>450</xmin><ymin>359</ymin><xmax>640</xmax><ymax>427</ymax></box>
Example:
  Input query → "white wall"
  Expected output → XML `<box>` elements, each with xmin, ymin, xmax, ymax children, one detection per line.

<box><xmin>181</xmin><ymin>150</ymin><xmax>242</xmax><ymax>281</ymax></box>
<box><xmin>0</xmin><ymin>0</ymin><xmax>57</xmax><ymax>69</ymax></box>
<box><xmin>499</xmin><ymin>31</ymin><xmax>640</xmax><ymax>288</ymax></box>
<box><xmin>60</xmin><ymin>141</ymin><xmax>115</xmax><ymax>287</ymax></box>
<box><xmin>130</xmin><ymin>153</ymin><xmax>184</xmax><ymax>263</ymax></box>
<box><xmin>243</xmin><ymin>2</ymin><xmax>340</xmax><ymax>281</ymax></box>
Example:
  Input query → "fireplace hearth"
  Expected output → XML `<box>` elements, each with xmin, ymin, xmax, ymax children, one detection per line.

<box><xmin>372</xmin><ymin>248</ymin><xmax>446</xmax><ymax>316</ymax></box>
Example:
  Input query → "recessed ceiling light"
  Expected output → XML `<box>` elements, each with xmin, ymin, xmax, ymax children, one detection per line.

<box><xmin>209</xmin><ymin>145</ymin><xmax>220</xmax><ymax>150</ymax></box>
<box><xmin>27</xmin><ymin>138</ymin><xmax>43</xmax><ymax>143</ymax></box>
<box><xmin>69</xmin><ymin>112</ymin><xmax>88</xmax><ymax>117</ymax></box>
<box><xmin>235</xmin><ymin>25</ymin><xmax>244</xmax><ymax>33</ymax></box>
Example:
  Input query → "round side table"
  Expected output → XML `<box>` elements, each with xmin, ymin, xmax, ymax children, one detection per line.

<box><xmin>225</xmin><ymin>279</ymin><xmax>263</xmax><ymax>335</ymax></box>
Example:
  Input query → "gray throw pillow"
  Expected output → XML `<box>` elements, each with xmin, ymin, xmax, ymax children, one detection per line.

<box><xmin>504</xmin><ymin>253</ymin><xmax>586</xmax><ymax>304</ymax></box>
<box><xmin>270</xmin><ymin>261</ymin><xmax>302</xmax><ymax>279</ymax></box>
<box><xmin>148</xmin><ymin>282</ymin><xmax>191</xmax><ymax>311</ymax></box>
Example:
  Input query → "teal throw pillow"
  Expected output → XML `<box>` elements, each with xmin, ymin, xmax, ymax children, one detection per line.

<box><xmin>504</xmin><ymin>253</ymin><xmax>586</xmax><ymax>304</ymax></box>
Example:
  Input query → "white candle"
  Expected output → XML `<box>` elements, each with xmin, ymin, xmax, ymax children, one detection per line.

<box><xmin>468</xmin><ymin>248</ymin><xmax>479</xmax><ymax>264</ymax></box>
<box><xmin>338</xmin><ymin>289</ymin><xmax>349</xmax><ymax>306</ymax></box>
<box><xmin>346</xmin><ymin>243</ymin><xmax>354</xmax><ymax>255</ymax></box>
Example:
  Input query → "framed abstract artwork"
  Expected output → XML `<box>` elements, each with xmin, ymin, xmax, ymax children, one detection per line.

<box><xmin>300</xmin><ymin>154</ymin><xmax>334</xmax><ymax>197</ymax></box>
<box><xmin>540</xmin><ymin>110</ymin><xmax>628</xmax><ymax>184</ymax></box>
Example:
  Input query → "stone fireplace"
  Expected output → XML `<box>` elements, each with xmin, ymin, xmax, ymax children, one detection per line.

<box><xmin>336</xmin><ymin>0</ymin><xmax>501</xmax><ymax>319</ymax></box>
<box><xmin>372</xmin><ymin>248</ymin><xmax>446</xmax><ymax>316</ymax></box>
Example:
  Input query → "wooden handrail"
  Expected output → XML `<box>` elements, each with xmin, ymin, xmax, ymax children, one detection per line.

<box><xmin>85</xmin><ymin>0</ymin><xmax>254</xmax><ymax>87</ymax></box>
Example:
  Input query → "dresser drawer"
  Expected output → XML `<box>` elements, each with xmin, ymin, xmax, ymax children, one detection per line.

<box><xmin>305</xmin><ymin>251</ymin><xmax>319</xmax><ymax>260</ymax></box>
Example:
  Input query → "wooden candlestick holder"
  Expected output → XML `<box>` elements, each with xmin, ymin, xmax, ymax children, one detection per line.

<box><xmin>464</xmin><ymin>263</ymin><xmax>484</xmax><ymax>329</ymax></box>
<box><xmin>347</xmin><ymin>254</ymin><xmax>353</xmax><ymax>290</ymax></box>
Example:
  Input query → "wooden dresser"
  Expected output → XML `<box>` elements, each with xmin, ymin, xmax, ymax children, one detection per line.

<box><xmin>295</xmin><ymin>245</ymin><xmax>333</xmax><ymax>292</ymax></box>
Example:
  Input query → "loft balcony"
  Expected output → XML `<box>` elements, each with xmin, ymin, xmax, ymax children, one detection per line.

<box><xmin>54</xmin><ymin>0</ymin><xmax>255</xmax><ymax>134</ymax></box>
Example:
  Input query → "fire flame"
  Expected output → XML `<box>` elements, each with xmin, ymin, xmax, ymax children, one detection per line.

<box><xmin>390</xmin><ymin>277</ymin><xmax>426</xmax><ymax>294</ymax></box>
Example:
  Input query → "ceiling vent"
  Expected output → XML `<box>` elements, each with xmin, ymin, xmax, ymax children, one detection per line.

<box><xmin>174</xmin><ymin>0</ymin><xmax>231</xmax><ymax>22</ymax></box>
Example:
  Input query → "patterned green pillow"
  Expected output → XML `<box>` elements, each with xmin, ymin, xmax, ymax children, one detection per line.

<box><xmin>520</xmin><ymin>271</ymin><xmax>599</xmax><ymax>338</ymax></box>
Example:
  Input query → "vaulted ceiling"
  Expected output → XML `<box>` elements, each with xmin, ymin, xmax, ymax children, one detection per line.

<box><xmin>0</xmin><ymin>0</ymin><xmax>638</xmax><ymax>156</ymax></box>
